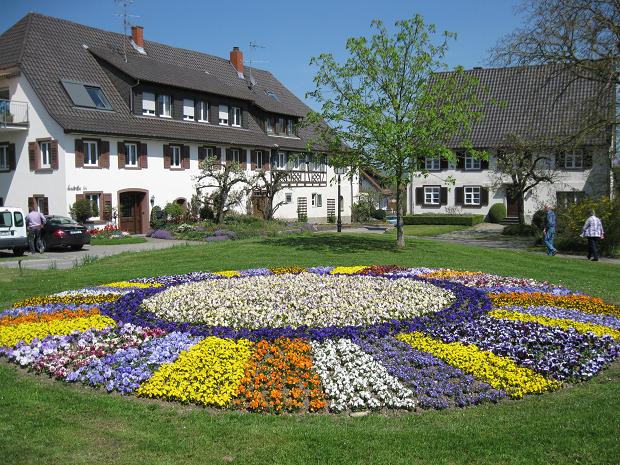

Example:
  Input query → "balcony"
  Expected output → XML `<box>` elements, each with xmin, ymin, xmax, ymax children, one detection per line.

<box><xmin>280</xmin><ymin>169</ymin><xmax>327</xmax><ymax>187</ymax></box>
<box><xmin>0</xmin><ymin>99</ymin><xmax>29</xmax><ymax>131</ymax></box>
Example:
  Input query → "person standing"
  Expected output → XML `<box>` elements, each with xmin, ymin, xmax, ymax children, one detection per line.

<box><xmin>543</xmin><ymin>204</ymin><xmax>558</xmax><ymax>256</ymax></box>
<box><xmin>581</xmin><ymin>210</ymin><xmax>604</xmax><ymax>261</ymax></box>
<box><xmin>26</xmin><ymin>206</ymin><xmax>46</xmax><ymax>254</ymax></box>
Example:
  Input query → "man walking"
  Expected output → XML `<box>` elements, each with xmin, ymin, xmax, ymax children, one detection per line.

<box><xmin>543</xmin><ymin>204</ymin><xmax>557</xmax><ymax>256</ymax></box>
<box><xmin>581</xmin><ymin>210</ymin><xmax>604</xmax><ymax>261</ymax></box>
<box><xmin>26</xmin><ymin>205</ymin><xmax>46</xmax><ymax>253</ymax></box>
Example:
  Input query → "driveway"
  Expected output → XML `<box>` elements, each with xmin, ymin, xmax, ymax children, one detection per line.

<box><xmin>0</xmin><ymin>237</ymin><xmax>202</xmax><ymax>270</ymax></box>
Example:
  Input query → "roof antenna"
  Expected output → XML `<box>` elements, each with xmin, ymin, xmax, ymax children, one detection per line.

<box><xmin>114</xmin><ymin>0</ymin><xmax>139</xmax><ymax>62</ymax></box>
<box><xmin>248</xmin><ymin>41</ymin><xmax>267</xmax><ymax>89</ymax></box>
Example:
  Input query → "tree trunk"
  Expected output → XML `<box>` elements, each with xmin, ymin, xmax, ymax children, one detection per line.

<box><xmin>395</xmin><ymin>179</ymin><xmax>405</xmax><ymax>248</ymax></box>
<box><xmin>518</xmin><ymin>192</ymin><xmax>525</xmax><ymax>225</ymax></box>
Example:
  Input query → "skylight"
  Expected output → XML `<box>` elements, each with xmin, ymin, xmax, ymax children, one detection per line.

<box><xmin>265</xmin><ymin>90</ymin><xmax>279</xmax><ymax>102</ymax></box>
<box><xmin>61</xmin><ymin>80</ymin><xmax>113</xmax><ymax>110</ymax></box>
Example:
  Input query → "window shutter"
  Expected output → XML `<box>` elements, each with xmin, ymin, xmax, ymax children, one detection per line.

<box><xmin>75</xmin><ymin>193</ymin><xmax>85</xmax><ymax>202</ymax></box>
<box><xmin>251</xmin><ymin>150</ymin><xmax>257</xmax><ymax>170</ymax></box>
<box><xmin>50</xmin><ymin>140</ymin><xmax>59</xmax><ymax>170</ymax></box>
<box><xmin>42</xmin><ymin>197</ymin><xmax>49</xmax><ymax>215</ymax></box>
<box><xmin>481</xmin><ymin>157</ymin><xmax>489</xmax><ymax>170</ymax></box>
<box><xmin>415</xmin><ymin>187</ymin><xmax>424</xmax><ymax>205</ymax></box>
<box><xmin>182</xmin><ymin>145</ymin><xmax>190</xmax><ymax>169</ymax></box>
<box><xmin>28</xmin><ymin>196</ymin><xmax>35</xmax><ymax>210</ymax></box>
<box><xmin>117</xmin><ymin>142</ymin><xmax>126</xmax><ymax>168</ymax></box>
<box><xmin>264</xmin><ymin>150</ymin><xmax>271</xmax><ymax>171</ymax></box>
<box><xmin>99</xmin><ymin>140</ymin><xmax>110</xmax><ymax>168</ymax></box>
<box><xmin>28</xmin><ymin>141</ymin><xmax>37</xmax><ymax>170</ymax></box>
<box><xmin>198</xmin><ymin>146</ymin><xmax>206</xmax><ymax>163</ymax></box>
<box><xmin>456</xmin><ymin>152</ymin><xmax>465</xmax><ymax>169</ymax></box>
<box><xmin>228</xmin><ymin>107</ymin><xmax>233</xmax><ymax>126</ymax></box>
<box><xmin>440</xmin><ymin>157</ymin><xmax>449</xmax><ymax>170</ymax></box>
<box><xmin>270</xmin><ymin>151</ymin><xmax>277</xmax><ymax>169</ymax></box>
<box><xmin>163</xmin><ymin>144</ymin><xmax>171</xmax><ymax>169</ymax></box>
<box><xmin>103</xmin><ymin>194</ymin><xmax>113</xmax><ymax>221</ymax></box>
<box><xmin>583</xmin><ymin>151</ymin><xmax>593</xmax><ymax>169</ymax></box>
<box><xmin>455</xmin><ymin>187</ymin><xmax>464</xmax><ymax>205</ymax></box>
<box><xmin>139</xmin><ymin>142</ymin><xmax>148</xmax><ymax>168</ymax></box>
<box><xmin>8</xmin><ymin>143</ymin><xmax>16</xmax><ymax>171</ymax></box>
<box><xmin>226</xmin><ymin>148</ymin><xmax>233</xmax><ymax>164</ymax></box>
<box><xmin>555</xmin><ymin>152</ymin><xmax>565</xmax><ymax>169</ymax></box>
<box><xmin>440</xmin><ymin>187</ymin><xmax>448</xmax><ymax>205</ymax></box>
<box><xmin>481</xmin><ymin>187</ymin><xmax>489</xmax><ymax>206</ymax></box>
<box><xmin>75</xmin><ymin>139</ymin><xmax>84</xmax><ymax>168</ymax></box>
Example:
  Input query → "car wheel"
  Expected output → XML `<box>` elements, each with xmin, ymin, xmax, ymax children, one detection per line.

<box><xmin>13</xmin><ymin>247</ymin><xmax>25</xmax><ymax>257</ymax></box>
<box><xmin>71</xmin><ymin>244</ymin><xmax>84</xmax><ymax>251</ymax></box>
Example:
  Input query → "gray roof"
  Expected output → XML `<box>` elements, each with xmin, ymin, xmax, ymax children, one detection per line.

<box><xmin>0</xmin><ymin>13</ymin><xmax>312</xmax><ymax>149</ymax></box>
<box><xmin>444</xmin><ymin>65</ymin><xmax>611</xmax><ymax>148</ymax></box>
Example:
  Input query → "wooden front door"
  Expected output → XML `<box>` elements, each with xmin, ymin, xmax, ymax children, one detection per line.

<box><xmin>119</xmin><ymin>191</ymin><xmax>145</xmax><ymax>234</ymax></box>
<box><xmin>506</xmin><ymin>189</ymin><xmax>520</xmax><ymax>218</ymax></box>
<box><xmin>251</xmin><ymin>191</ymin><xmax>268</xmax><ymax>217</ymax></box>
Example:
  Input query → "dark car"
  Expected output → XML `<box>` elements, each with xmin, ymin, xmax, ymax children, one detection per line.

<box><xmin>40</xmin><ymin>216</ymin><xmax>91</xmax><ymax>251</ymax></box>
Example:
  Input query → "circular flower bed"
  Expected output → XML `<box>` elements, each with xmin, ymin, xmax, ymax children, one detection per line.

<box><xmin>1</xmin><ymin>265</ymin><xmax>618</xmax><ymax>414</ymax></box>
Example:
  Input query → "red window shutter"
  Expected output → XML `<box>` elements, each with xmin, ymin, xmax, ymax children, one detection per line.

<box><xmin>455</xmin><ymin>187</ymin><xmax>464</xmax><ymax>205</ymax></box>
<box><xmin>251</xmin><ymin>150</ymin><xmax>257</xmax><ymax>170</ymax></box>
<box><xmin>99</xmin><ymin>140</ymin><xmax>110</xmax><ymax>168</ymax></box>
<box><xmin>28</xmin><ymin>141</ymin><xmax>37</xmax><ymax>170</ymax></box>
<box><xmin>75</xmin><ymin>139</ymin><xmax>84</xmax><ymax>168</ymax></box>
<box><xmin>117</xmin><ymin>142</ymin><xmax>126</xmax><ymax>168</ymax></box>
<box><xmin>50</xmin><ymin>140</ymin><xmax>59</xmax><ymax>170</ymax></box>
<box><xmin>42</xmin><ymin>197</ymin><xmax>49</xmax><ymax>215</ymax></box>
<box><xmin>140</xmin><ymin>143</ymin><xmax>148</xmax><ymax>168</ymax></box>
<box><xmin>103</xmin><ymin>193</ymin><xmax>113</xmax><ymax>221</ymax></box>
<box><xmin>8</xmin><ymin>143</ymin><xmax>16</xmax><ymax>171</ymax></box>
<box><xmin>163</xmin><ymin>144</ymin><xmax>171</xmax><ymax>169</ymax></box>
<box><xmin>198</xmin><ymin>146</ymin><xmax>206</xmax><ymax>163</ymax></box>
<box><xmin>182</xmin><ymin>145</ymin><xmax>190</xmax><ymax>169</ymax></box>
<box><xmin>415</xmin><ymin>187</ymin><xmax>424</xmax><ymax>205</ymax></box>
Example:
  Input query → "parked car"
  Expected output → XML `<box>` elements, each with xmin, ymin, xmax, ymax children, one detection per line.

<box><xmin>385</xmin><ymin>215</ymin><xmax>397</xmax><ymax>225</ymax></box>
<box><xmin>0</xmin><ymin>207</ymin><xmax>28</xmax><ymax>256</ymax></box>
<box><xmin>40</xmin><ymin>215</ymin><xmax>90</xmax><ymax>251</ymax></box>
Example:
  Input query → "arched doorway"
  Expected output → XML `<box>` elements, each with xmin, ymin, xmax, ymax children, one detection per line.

<box><xmin>118</xmin><ymin>189</ymin><xmax>149</xmax><ymax>234</ymax></box>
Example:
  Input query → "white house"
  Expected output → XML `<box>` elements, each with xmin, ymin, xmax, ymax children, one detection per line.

<box><xmin>0</xmin><ymin>13</ymin><xmax>357</xmax><ymax>233</ymax></box>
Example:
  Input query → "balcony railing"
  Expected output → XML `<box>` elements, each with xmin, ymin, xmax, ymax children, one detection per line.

<box><xmin>0</xmin><ymin>99</ymin><xmax>29</xmax><ymax>126</ymax></box>
<box><xmin>280</xmin><ymin>170</ymin><xmax>327</xmax><ymax>187</ymax></box>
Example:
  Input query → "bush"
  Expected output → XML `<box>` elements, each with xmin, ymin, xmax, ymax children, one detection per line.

<box><xmin>502</xmin><ymin>224</ymin><xmax>537</xmax><ymax>236</ymax></box>
<box><xmin>487</xmin><ymin>203</ymin><xmax>506</xmax><ymax>223</ymax></box>
<box><xmin>351</xmin><ymin>198</ymin><xmax>374</xmax><ymax>223</ymax></box>
<box><xmin>531</xmin><ymin>209</ymin><xmax>546</xmax><ymax>231</ymax></box>
<box><xmin>70</xmin><ymin>199</ymin><xmax>93</xmax><ymax>224</ymax></box>
<box><xmin>403</xmin><ymin>214</ymin><xmax>484</xmax><ymax>226</ymax></box>
<box><xmin>150</xmin><ymin>229</ymin><xmax>175</xmax><ymax>240</ymax></box>
<box><xmin>371</xmin><ymin>209</ymin><xmax>387</xmax><ymax>221</ymax></box>
<box><xmin>164</xmin><ymin>202</ymin><xmax>184</xmax><ymax>223</ymax></box>
<box><xmin>327</xmin><ymin>213</ymin><xmax>336</xmax><ymax>224</ymax></box>
<box><xmin>176</xmin><ymin>223</ymin><xmax>194</xmax><ymax>233</ymax></box>
<box><xmin>150</xmin><ymin>206</ymin><xmax>166</xmax><ymax>229</ymax></box>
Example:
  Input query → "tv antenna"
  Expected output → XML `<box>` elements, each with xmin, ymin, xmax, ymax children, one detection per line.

<box><xmin>248</xmin><ymin>41</ymin><xmax>268</xmax><ymax>89</ymax></box>
<box><xmin>114</xmin><ymin>0</ymin><xmax>140</xmax><ymax>62</ymax></box>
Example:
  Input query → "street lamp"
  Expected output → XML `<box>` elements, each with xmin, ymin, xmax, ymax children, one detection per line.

<box><xmin>334</xmin><ymin>166</ymin><xmax>347</xmax><ymax>232</ymax></box>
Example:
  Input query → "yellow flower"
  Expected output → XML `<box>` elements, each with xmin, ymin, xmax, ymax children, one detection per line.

<box><xmin>330</xmin><ymin>266</ymin><xmax>368</xmax><ymax>275</ymax></box>
<box><xmin>102</xmin><ymin>281</ymin><xmax>164</xmax><ymax>289</ymax></box>
<box><xmin>213</xmin><ymin>271</ymin><xmax>241</xmax><ymax>278</ymax></box>
<box><xmin>12</xmin><ymin>294</ymin><xmax>120</xmax><ymax>308</ymax></box>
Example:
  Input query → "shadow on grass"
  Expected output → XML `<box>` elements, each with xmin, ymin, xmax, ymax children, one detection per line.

<box><xmin>260</xmin><ymin>233</ymin><xmax>401</xmax><ymax>254</ymax></box>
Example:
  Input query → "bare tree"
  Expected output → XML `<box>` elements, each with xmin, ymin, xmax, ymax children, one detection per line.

<box><xmin>194</xmin><ymin>157</ymin><xmax>249</xmax><ymax>224</ymax></box>
<box><xmin>491</xmin><ymin>133</ymin><xmax>560</xmax><ymax>224</ymax></box>
<box><xmin>250</xmin><ymin>169</ymin><xmax>290</xmax><ymax>220</ymax></box>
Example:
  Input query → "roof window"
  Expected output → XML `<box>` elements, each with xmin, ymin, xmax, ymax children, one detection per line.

<box><xmin>61</xmin><ymin>80</ymin><xmax>113</xmax><ymax>110</ymax></box>
<box><xmin>265</xmin><ymin>90</ymin><xmax>279</xmax><ymax>101</ymax></box>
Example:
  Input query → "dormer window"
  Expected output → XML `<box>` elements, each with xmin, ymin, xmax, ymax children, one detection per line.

<box><xmin>159</xmin><ymin>95</ymin><xmax>171</xmax><ymax>118</ymax></box>
<box><xmin>219</xmin><ymin>105</ymin><xmax>229</xmax><ymax>125</ymax></box>
<box><xmin>276</xmin><ymin>117</ymin><xmax>285</xmax><ymax>134</ymax></box>
<box><xmin>266</xmin><ymin>117</ymin><xmax>274</xmax><ymax>134</ymax></box>
<box><xmin>61</xmin><ymin>80</ymin><xmax>112</xmax><ymax>110</ymax></box>
<box><xmin>232</xmin><ymin>107</ymin><xmax>241</xmax><ymax>127</ymax></box>
<box><xmin>425</xmin><ymin>157</ymin><xmax>440</xmax><ymax>171</ymax></box>
<box><xmin>464</xmin><ymin>154</ymin><xmax>481</xmax><ymax>170</ymax></box>
<box><xmin>183</xmin><ymin>99</ymin><xmax>195</xmax><ymax>121</ymax></box>
<box><xmin>565</xmin><ymin>153</ymin><xmax>583</xmax><ymax>169</ymax></box>
<box><xmin>198</xmin><ymin>101</ymin><xmax>209</xmax><ymax>122</ymax></box>
<box><xmin>142</xmin><ymin>92</ymin><xmax>155</xmax><ymax>115</ymax></box>
<box><xmin>287</xmin><ymin>119</ymin><xmax>294</xmax><ymax>135</ymax></box>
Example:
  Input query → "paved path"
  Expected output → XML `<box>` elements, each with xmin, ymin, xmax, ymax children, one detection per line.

<box><xmin>0</xmin><ymin>237</ymin><xmax>202</xmax><ymax>270</ymax></box>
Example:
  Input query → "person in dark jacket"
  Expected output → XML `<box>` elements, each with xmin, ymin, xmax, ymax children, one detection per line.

<box><xmin>543</xmin><ymin>205</ymin><xmax>557</xmax><ymax>256</ymax></box>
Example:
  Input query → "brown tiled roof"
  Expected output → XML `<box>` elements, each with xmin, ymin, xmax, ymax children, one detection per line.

<box><xmin>0</xmin><ymin>13</ymin><xmax>311</xmax><ymax>149</ymax></box>
<box><xmin>443</xmin><ymin>65</ymin><xmax>612</xmax><ymax>148</ymax></box>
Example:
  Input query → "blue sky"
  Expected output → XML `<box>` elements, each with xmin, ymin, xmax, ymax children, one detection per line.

<box><xmin>2</xmin><ymin>0</ymin><xmax>524</xmax><ymax>109</ymax></box>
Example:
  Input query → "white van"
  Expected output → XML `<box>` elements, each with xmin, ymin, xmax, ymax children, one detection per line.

<box><xmin>0</xmin><ymin>207</ymin><xmax>28</xmax><ymax>256</ymax></box>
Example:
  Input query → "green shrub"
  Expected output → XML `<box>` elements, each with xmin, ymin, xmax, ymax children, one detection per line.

<box><xmin>403</xmin><ymin>214</ymin><xmax>484</xmax><ymax>226</ymax></box>
<box><xmin>70</xmin><ymin>199</ymin><xmax>93</xmax><ymax>224</ymax></box>
<box><xmin>487</xmin><ymin>203</ymin><xmax>506</xmax><ymax>223</ymax></box>
<box><xmin>531</xmin><ymin>209</ymin><xmax>546</xmax><ymax>231</ymax></box>
<box><xmin>164</xmin><ymin>202</ymin><xmax>184</xmax><ymax>223</ymax></box>
<box><xmin>150</xmin><ymin>206</ymin><xmax>166</xmax><ymax>229</ymax></box>
<box><xmin>327</xmin><ymin>213</ymin><xmax>336</xmax><ymax>224</ymax></box>
<box><xmin>502</xmin><ymin>224</ymin><xmax>537</xmax><ymax>236</ymax></box>
<box><xmin>372</xmin><ymin>209</ymin><xmax>387</xmax><ymax>221</ymax></box>
<box><xmin>351</xmin><ymin>199</ymin><xmax>374</xmax><ymax>223</ymax></box>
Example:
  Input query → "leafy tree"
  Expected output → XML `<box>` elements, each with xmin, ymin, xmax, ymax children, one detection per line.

<box><xmin>306</xmin><ymin>15</ymin><xmax>485</xmax><ymax>247</ymax></box>
<box><xmin>490</xmin><ymin>133</ymin><xmax>560</xmax><ymax>224</ymax></box>
<box><xmin>194</xmin><ymin>156</ymin><xmax>249</xmax><ymax>224</ymax></box>
<box><xmin>70</xmin><ymin>199</ymin><xmax>92</xmax><ymax>224</ymax></box>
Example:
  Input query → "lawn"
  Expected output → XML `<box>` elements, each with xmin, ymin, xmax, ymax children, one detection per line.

<box><xmin>1</xmin><ymin>233</ymin><xmax>619</xmax><ymax>465</ymax></box>
<box><xmin>90</xmin><ymin>236</ymin><xmax>148</xmax><ymax>246</ymax></box>
<box><xmin>386</xmin><ymin>224</ymin><xmax>468</xmax><ymax>236</ymax></box>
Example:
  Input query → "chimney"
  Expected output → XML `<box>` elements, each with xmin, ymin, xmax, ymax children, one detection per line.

<box><xmin>131</xmin><ymin>26</ymin><xmax>144</xmax><ymax>49</ymax></box>
<box><xmin>230</xmin><ymin>46</ymin><xmax>244</xmax><ymax>75</ymax></box>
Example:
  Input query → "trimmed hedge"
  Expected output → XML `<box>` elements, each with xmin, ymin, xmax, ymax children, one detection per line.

<box><xmin>487</xmin><ymin>203</ymin><xmax>507</xmax><ymax>223</ymax></box>
<box><xmin>403</xmin><ymin>214</ymin><xmax>485</xmax><ymax>226</ymax></box>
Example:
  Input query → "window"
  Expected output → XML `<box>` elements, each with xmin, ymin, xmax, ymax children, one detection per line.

<box><xmin>232</xmin><ymin>107</ymin><xmax>241</xmax><ymax>127</ymax></box>
<box><xmin>285</xmin><ymin>193</ymin><xmax>292</xmax><ymax>204</ymax></box>
<box><xmin>265</xmin><ymin>90</ymin><xmax>279</xmax><ymax>101</ymax></box>
<box><xmin>14</xmin><ymin>211</ymin><xmax>23</xmax><ymax>227</ymax></box>
<box><xmin>142</xmin><ymin>92</ymin><xmax>156</xmax><ymax>115</ymax></box>
<box><xmin>464</xmin><ymin>186</ymin><xmax>481</xmax><ymax>205</ymax></box>
<box><xmin>255</xmin><ymin>150</ymin><xmax>263</xmax><ymax>170</ymax></box>
<box><xmin>61</xmin><ymin>80</ymin><xmax>112</xmax><ymax>110</ymax></box>
<box><xmin>170</xmin><ymin>145</ymin><xmax>181</xmax><ymax>167</ymax></box>
<box><xmin>219</xmin><ymin>105</ymin><xmax>229</xmax><ymax>125</ymax></box>
<box><xmin>266</xmin><ymin>117</ymin><xmax>274</xmax><ymax>133</ymax></box>
<box><xmin>318</xmin><ymin>155</ymin><xmax>327</xmax><ymax>172</ymax></box>
<box><xmin>557</xmin><ymin>191</ymin><xmax>585</xmax><ymax>208</ymax></box>
<box><xmin>159</xmin><ymin>95</ymin><xmax>171</xmax><ymax>117</ymax></box>
<box><xmin>84</xmin><ymin>140</ymin><xmax>98</xmax><ymax>166</ymax></box>
<box><xmin>204</xmin><ymin>147</ymin><xmax>214</xmax><ymax>160</ymax></box>
<box><xmin>0</xmin><ymin>145</ymin><xmax>7</xmax><ymax>170</ymax></box>
<box><xmin>312</xmin><ymin>193</ymin><xmax>323</xmax><ymax>208</ymax></box>
<box><xmin>36</xmin><ymin>197</ymin><xmax>46</xmax><ymax>213</ymax></box>
<box><xmin>464</xmin><ymin>155</ymin><xmax>481</xmax><ymax>170</ymax></box>
<box><xmin>424</xmin><ymin>186</ymin><xmax>440</xmax><ymax>205</ymax></box>
<box><xmin>0</xmin><ymin>211</ymin><xmax>11</xmax><ymax>227</ymax></box>
<box><xmin>287</xmin><ymin>119</ymin><xmax>294</xmax><ymax>135</ymax></box>
<box><xmin>198</xmin><ymin>101</ymin><xmax>209</xmax><ymax>122</ymax></box>
<box><xmin>565</xmin><ymin>153</ymin><xmax>583</xmax><ymax>169</ymax></box>
<box><xmin>425</xmin><ymin>157</ymin><xmax>440</xmax><ymax>171</ymax></box>
<box><xmin>85</xmin><ymin>193</ymin><xmax>100</xmax><ymax>219</ymax></box>
<box><xmin>183</xmin><ymin>99</ymin><xmax>195</xmax><ymax>121</ymax></box>
<box><xmin>276</xmin><ymin>151</ymin><xmax>287</xmax><ymax>170</ymax></box>
<box><xmin>231</xmin><ymin>149</ymin><xmax>241</xmax><ymax>163</ymax></box>
<box><xmin>125</xmin><ymin>143</ymin><xmax>138</xmax><ymax>167</ymax></box>
<box><xmin>276</xmin><ymin>117</ymin><xmax>285</xmax><ymax>133</ymax></box>
<box><xmin>39</xmin><ymin>141</ymin><xmax>51</xmax><ymax>168</ymax></box>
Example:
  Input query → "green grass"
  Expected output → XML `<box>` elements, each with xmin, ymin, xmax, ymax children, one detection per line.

<box><xmin>386</xmin><ymin>224</ymin><xmax>468</xmax><ymax>236</ymax></box>
<box><xmin>1</xmin><ymin>233</ymin><xmax>619</xmax><ymax>464</ymax></box>
<box><xmin>90</xmin><ymin>236</ymin><xmax>148</xmax><ymax>246</ymax></box>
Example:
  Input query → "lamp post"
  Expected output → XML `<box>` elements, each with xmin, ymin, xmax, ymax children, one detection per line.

<box><xmin>334</xmin><ymin>166</ymin><xmax>346</xmax><ymax>232</ymax></box>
